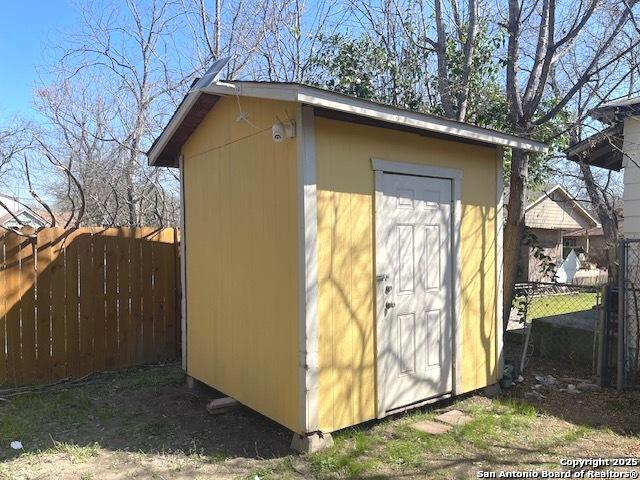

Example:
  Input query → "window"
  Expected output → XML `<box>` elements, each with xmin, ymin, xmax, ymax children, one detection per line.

<box><xmin>562</xmin><ymin>237</ymin><xmax>583</xmax><ymax>259</ymax></box>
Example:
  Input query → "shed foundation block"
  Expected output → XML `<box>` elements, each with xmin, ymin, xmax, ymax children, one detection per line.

<box><xmin>291</xmin><ymin>432</ymin><xmax>334</xmax><ymax>454</ymax></box>
<box><xmin>482</xmin><ymin>383</ymin><xmax>502</xmax><ymax>398</ymax></box>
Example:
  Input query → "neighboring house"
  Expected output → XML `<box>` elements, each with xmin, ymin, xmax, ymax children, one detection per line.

<box><xmin>0</xmin><ymin>193</ymin><xmax>47</xmax><ymax>230</ymax></box>
<box><xmin>148</xmin><ymin>79</ymin><xmax>546</xmax><ymax>448</ymax></box>
<box><xmin>566</xmin><ymin>97</ymin><xmax>639</xmax><ymax>239</ymax></box>
<box><xmin>520</xmin><ymin>185</ymin><xmax>600</xmax><ymax>281</ymax></box>
<box><xmin>563</xmin><ymin>223</ymin><xmax>623</xmax><ymax>268</ymax></box>
<box><xmin>567</xmin><ymin>97</ymin><xmax>640</xmax><ymax>379</ymax></box>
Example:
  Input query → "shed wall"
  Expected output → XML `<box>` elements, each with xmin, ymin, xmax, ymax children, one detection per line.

<box><xmin>181</xmin><ymin>96</ymin><xmax>301</xmax><ymax>432</ymax></box>
<box><xmin>314</xmin><ymin>117</ymin><xmax>500</xmax><ymax>432</ymax></box>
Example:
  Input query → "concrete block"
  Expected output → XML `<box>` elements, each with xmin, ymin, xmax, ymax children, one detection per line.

<box><xmin>411</xmin><ymin>420</ymin><xmax>452</xmax><ymax>435</ymax></box>
<box><xmin>435</xmin><ymin>409</ymin><xmax>473</xmax><ymax>426</ymax></box>
<box><xmin>291</xmin><ymin>432</ymin><xmax>334</xmax><ymax>453</ymax></box>
<box><xmin>482</xmin><ymin>383</ymin><xmax>503</xmax><ymax>398</ymax></box>
<box><xmin>206</xmin><ymin>397</ymin><xmax>238</xmax><ymax>415</ymax></box>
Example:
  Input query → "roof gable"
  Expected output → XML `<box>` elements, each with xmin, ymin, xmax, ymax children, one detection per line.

<box><xmin>525</xmin><ymin>185</ymin><xmax>599</xmax><ymax>230</ymax></box>
<box><xmin>0</xmin><ymin>209</ymin><xmax>47</xmax><ymax>229</ymax></box>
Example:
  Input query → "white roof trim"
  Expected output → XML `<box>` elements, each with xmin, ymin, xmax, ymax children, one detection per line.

<box><xmin>148</xmin><ymin>90</ymin><xmax>200</xmax><ymax>167</ymax></box>
<box><xmin>148</xmin><ymin>81</ymin><xmax>548</xmax><ymax>165</ymax></box>
<box><xmin>525</xmin><ymin>185</ymin><xmax>600</xmax><ymax>227</ymax></box>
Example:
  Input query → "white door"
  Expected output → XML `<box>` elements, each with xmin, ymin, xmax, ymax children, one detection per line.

<box><xmin>376</xmin><ymin>172</ymin><xmax>453</xmax><ymax>413</ymax></box>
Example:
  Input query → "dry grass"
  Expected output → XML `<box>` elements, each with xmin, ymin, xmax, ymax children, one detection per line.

<box><xmin>1</xmin><ymin>366</ymin><xmax>639</xmax><ymax>479</ymax></box>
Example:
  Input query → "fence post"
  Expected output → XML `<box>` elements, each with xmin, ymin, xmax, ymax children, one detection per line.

<box><xmin>617</xmin><ymin>240</ymin><xmax>626</xmax><ymax>392</ymax></box>
<box><xmin>597</xmin><ymin>285</ymin><xmax>607</xmax><ymax>386</ymax></box>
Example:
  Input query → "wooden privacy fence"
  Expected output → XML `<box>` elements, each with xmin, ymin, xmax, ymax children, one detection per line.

<box><xmin>0</xmin><ymin>227</ymin><xmax>181</xmax><ymax>386</ymax></box>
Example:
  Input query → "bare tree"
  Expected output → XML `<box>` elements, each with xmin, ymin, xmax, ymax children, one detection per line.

<box><xmin>42</xmin><ymin>0</ymin><xmax>188</xmax><ymax>227</ymax></box>
<box><xmin>502</xmin><ymin>0</ymin><xmax>640</xmax><ymax>324</ymax></box>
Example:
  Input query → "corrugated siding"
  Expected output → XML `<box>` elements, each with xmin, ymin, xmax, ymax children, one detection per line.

<box><xmin>181</xmin><ymin>96</ymin><xmax>301</xmax><ymax>432</ymax></box>
<box><xmin>526</xmin><ymin>195</ymin><xmax>592</xmax><ymax>230</ymax></box>
<box><xmin>315</xmin><ymin>117</ymin><xmax>499</xmax><ymax>432</ymax></box>
<box><xmin>624</xmin><ymin>118</ymin><xmax>640</xmax><ymax>239</ymax></box>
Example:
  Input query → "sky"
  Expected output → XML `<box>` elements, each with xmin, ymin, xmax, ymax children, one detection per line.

<box><xmin>0</xmin><ymin>1</ymin><xmax>79</xmax><ymax>120</ymax></box>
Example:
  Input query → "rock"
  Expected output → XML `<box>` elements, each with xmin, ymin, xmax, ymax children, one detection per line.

<box><xmin>565</xmin><ymin>384</ymin><xmax>580</xmax><ymax>394</ymax></box>
<box><xmin>576</xmin><ymin>382</ymin><xmax>601</xmax><ymax>392</ymax></box>
<box><xmin>525</xmin><ymin>391</ymin><xmax>545</xmax><ymax>400</ymax></box>
<box><xmin>535</xmin><ymin>374</ymin><xmax>558</xmax><ymax>387</ymax></box>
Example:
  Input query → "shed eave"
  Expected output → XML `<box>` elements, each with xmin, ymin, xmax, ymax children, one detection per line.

<box><xmin>148</xmin><ymin>90</ymin><xmax>199</xmax><ymax>166</ymax></box>
<box><xmin>293</xmin><ymin>87</ymin><xmax>547</xmax><ymax>154</ymax></box>
<box><xmin>148</xmin><ymin>81</ymin><xmax>548</xmax><ymax>167</ymax></box>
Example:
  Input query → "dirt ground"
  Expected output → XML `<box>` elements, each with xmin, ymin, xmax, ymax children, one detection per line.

<box><xmin>503</xmin><ymin>334</ymin><xmax>640</xmax><ymax>435</ymax></box>
<box><xmin>0</xmin><ymin>365</ymin><xmax>293</xmax><ymax>479</ymax></box>
<box><xmin>1</xmin><ymin>349</ymin><xmax>640</xmax><ymax>479</ymax></box>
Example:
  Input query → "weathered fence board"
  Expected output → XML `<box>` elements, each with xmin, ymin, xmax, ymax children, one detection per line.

<box><xmin>0</xmin><ymin>227</ymin><xmax>180</xmax><ymax>386</ymax></box>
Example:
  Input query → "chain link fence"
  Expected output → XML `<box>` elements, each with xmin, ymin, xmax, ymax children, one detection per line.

<box><xmin>620</xmin><ymin>239</ymin><xmax>640</xmax><ymax>387</ymax></box>
<box><xmin>510</xmin><ymin>240</ymin><xmax>640</xmax><ymax>389</ymax></box>
<box><xmin>509</xmin><ymin>282</ymin><xmax>603</xmax><ymax>374</ymax></box>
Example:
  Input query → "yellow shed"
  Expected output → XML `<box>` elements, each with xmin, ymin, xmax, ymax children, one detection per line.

<box><xmin>148</xmin><ymin>80</ymin><xmax>546</xmax><ymax>450</ymax></box>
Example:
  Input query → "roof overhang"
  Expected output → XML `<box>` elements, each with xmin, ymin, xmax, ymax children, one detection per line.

<box><xmin>589</xmin><ymin>96</ymin><xmax>640</xmax><ymax>124</ymax></box>
<box><xmin>148</xmin><ymin>81</ymin><xmax>548</xmax><ymax>167</ymax></box>
<box><xmin>565</xmin><ymin>124</ymin><xmax>623</xmax><ymax>171</ymax></box>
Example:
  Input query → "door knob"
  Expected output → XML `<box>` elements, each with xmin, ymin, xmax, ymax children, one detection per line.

<box><xmin>385</xmin><ymin>301</ymin><xmax>396</xmax><ymax>309</ymax></box>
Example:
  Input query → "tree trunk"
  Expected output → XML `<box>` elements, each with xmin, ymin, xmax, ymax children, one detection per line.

<box><xmin>503</xmin><ymin>148</ymin><xmax>529</xmax><ymax>329</ymax></box>
<box><xmin>580</xmin><ymin>163</ymin><xmax>619</xmax><ymax>279</ymax></box>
